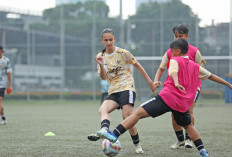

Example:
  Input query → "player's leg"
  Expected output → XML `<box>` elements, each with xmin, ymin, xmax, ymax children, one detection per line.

<box><xmin>172</xmin><ymin>110</ymin><xmax>208</xmax><ymax>157</ymax></box>
<box><xmin>183</xmin><ymin>124</ymin><xmax>208</xmax><ymax>157</ymax></box>
<box><xmin>0</xmin><ymin>88</ymin><xmax>6</xmax><ymax>125</ymax></box>
<box><xmin>184</xmin><ymin>101</ymin><xmax>195</xmax><ymax>148</ymax></box>
<box><xmin>88</xmin><ymin>98</ymin><xmax>118</xmax><ymax>141</ymax></box>
<box><xmin>114</xmin><ymin>90</ymin><xmax>144</xmax><ymax>153</ymax></box>
<box><xmin>97</xmin><ymin>106</ymin><xmax>150</xmax><ymax>143</ymax></box>
<box><xmin>122</xmin><ymin>104</ymin><xmax>144</xmax><ymax>154</ymax></box>
<box><xmin>97</xmin><ymin>95</ymin><xmax>172</xmax><ymax>143</ymax></box>
<box><xmin>170</xmin><ymin>113</ymin><xmax>185</xmax><ymax>148</ymax></box>
<box><xmin>185</xmin><ymin>89</ymin><xmax>200</xmax><ymax>148</ymax></box>
<box><xmin>170</xmin><ymin>109</ymin><xmax>191</xmax><ymax>149</ymax></box>
<box><xmin>170</xmin><ymin>89</ymin><xmax>200</xmax><ymax>149</ymax></box>
<box><xmin>170</xmin><ymin>112</ymin><xmax>187</xmax><ymax>149</ymax></box>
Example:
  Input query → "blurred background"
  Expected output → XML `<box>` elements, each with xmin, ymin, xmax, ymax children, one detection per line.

<box><xmin>0</xmin><ymin>0</ymin><xmax>231</xmax><ymax>102</ymax></box>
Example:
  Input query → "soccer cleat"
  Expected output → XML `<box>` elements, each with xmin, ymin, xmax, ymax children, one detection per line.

<box><xmin>170</xmin><ymin>141</ymin><xmax>185</xmax><ymax>149</ymax></box>
<box><xmin>200</xmin><ymin>150</ymin><xmax>209</xmax><ymax>157</ymax></box>
<box><xmin>87</xmin><ymin>133</ymin><xmax>100</xmax><ymax>141</ymax></box>
<box><xmin>135</xmin><ymin>144</ymin><xmax>144</xmax><ymax>154</ymax></box>
<box><xmin>185</xmin><ymin>139</ymin><xmax>193</xmax><ymax>148</ymax></box>
<box><xmin>97</xmin><ymin>128</ymin><xmax>117</xmax><ymax>143</ymax></box>
<box><xmin>0</xmin><ymin>120</ymin><xmax>7</xmax><ymax>125</ymax></box>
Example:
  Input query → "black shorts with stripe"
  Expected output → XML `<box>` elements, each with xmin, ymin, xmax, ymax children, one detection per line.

<box><xmin>0</xmin><ymin>88</ymin><xmax>6</xmax><ymax>98</ymax></box>
<box><xmin>141</xmin><ymin>95</ymin><xmax>191</xmax><ymax>126</ymax></box>
<box><xmin>105</xmin><ymin>90</ymin><xmax>136</xmax><ymax>109</ymax></box>
<box><xmin>194</xmin><ymin>89</ymin><xmax>200</xmax><ymax>102</ymax></box>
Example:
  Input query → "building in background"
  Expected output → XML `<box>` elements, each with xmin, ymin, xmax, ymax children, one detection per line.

<box><xmin>136</xmin><ymin>0</ymin><xmax>182</xmax><ymax>10</ymax></box>
<box><xmin>56</xmin><ymin>0</ymin><xmax>106</xmax><ymax>6</ymax></box>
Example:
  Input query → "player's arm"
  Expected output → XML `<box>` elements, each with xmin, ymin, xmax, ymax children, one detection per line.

<box><xmin>154</xmin><ymin>52</ymin><xmax>168</xmax><ymax>87</ymax></box>
<box><xmin>154</xmin><ymin>68</ymin><xmax>164</xmax><ymax>87</ymax></box>
<box><xmin>7</xmin><ymin>72</ymin><xmax>13</xmax><ymax>91</ymax></box>
<box><xmin>134</xmin><ymin>61</ymin><xmax>157</xmax><ymax>93</ymax></box>
<box><xmin>199</xmin><ymin>67</ymin><xmax>232</xmax><ymax>89</ymax></box>
<box><xmin>208</xmin><ymin>75</ymin><xmax>232</xmax><ymax>88</ymax></box>
<box><xmin>169</xmin><ymin>59</ymin><xmax>185</xmax><ymax>91</ymax></box>
<box><xmin>195</xmin><ymin>50</ymin><xmax>206</xmax><ymax>67</ymax></box>
<box><xmin>95</xmin><ymin>55</ymin><xmax>107</xmax><ymax>80</ymax></box>
<box><xmin>125</xmin><ymin>50</ymin><xmax>156</xmax><ymax>92</ymax></box>
<box><xmin>6</xmin><ymin>61</ymin><xmax>13</xmax><ymax>93</ymax></box>
<box><xmin>98</xmin><ymin>65</ymin><xmax>107</xmax><ymax>80</ymax></box>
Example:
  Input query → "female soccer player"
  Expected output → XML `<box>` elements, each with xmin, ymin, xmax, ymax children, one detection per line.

<box><xmin>88</xmin><ymin>28</ymin><xmax>156</xmax><ymax>154</ymax></box>
<box><xmin>97</xmin><ymin>39</ymin><xmax>232</xmax><ymax>157</ymax></box>
<box><xmin>154</xmin><ymin>25</ymin><xmax>206</xmax><ymax>148</ymax></box>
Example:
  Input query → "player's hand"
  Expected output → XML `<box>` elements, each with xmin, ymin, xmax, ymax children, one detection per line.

<box><xmin>95</xmin><ymin>56</ymin><xmax>104</xmax><ymax>65</ymax></box>
<box><xmin>154</xmin><ymin>81</ymin><xmax>162</xmax><ymax>87</ymax></box>
<box><xmin>148</xmin><ymin>82</ymin><xmax>157</xmax><ymax>93</ymax></box>
<box><xmin>175</xmin><ymin>84</ymin><xmax>185</xmax><ymax>92</ymax></box>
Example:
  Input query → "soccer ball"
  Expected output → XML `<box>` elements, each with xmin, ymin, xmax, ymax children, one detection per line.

<box><xmin>102</xmin><ymin>139</ymin><xmax>121</xmax><ymax>156</ymax></box>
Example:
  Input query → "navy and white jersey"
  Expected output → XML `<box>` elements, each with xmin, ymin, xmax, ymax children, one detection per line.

<box><xmin>0</xmin><ymin>56</ymin><xmax>12</xmax><ymax>88</ymax></box>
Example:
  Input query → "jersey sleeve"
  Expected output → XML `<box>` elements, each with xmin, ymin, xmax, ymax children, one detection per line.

<box><xmin>199</xmin><ymin>66</ymin><xmax>211</xmax><ymax>80</ymax></box>
<box><xmin>123</xmin><ymin>50</ymin><xmax>137</xmax><ymax>65</ymax></box>
<box><xmin>168</xmin><ymin>59</ymin><xmax>178</xmax><ymax>76</ymax></box>
<box><xmin>195</xmin><ymin>50</ymin><xmax>206</xmax><ymax>66</ymax></box>
<box><xmin>159</xmin><ymin>52</ymin><xmax>169</xmax><ymax>69</ymax></box>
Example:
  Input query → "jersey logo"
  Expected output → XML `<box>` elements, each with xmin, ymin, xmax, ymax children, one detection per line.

<box><xmin>109</xmin><ymin>66</ymin><xmax>122</xmax><ymax>75</ymax></box>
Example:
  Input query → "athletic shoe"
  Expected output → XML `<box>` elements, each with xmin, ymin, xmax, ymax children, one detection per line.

<box><xmin>0</xmin><ymin>120</ymin><xmax>7</xmax><ymax>125</ymax></box>
<box><xmin>97</xmin><ymin>128</ymin><xmax>117</xmax><ymax>143</ymax></box>
<box><xmin>87</xmin><ymin>133</ymin><xmax>100</xmax><ymax>141</ymax></box>
<box><xmin>135</xmin><ymin>144</ymin><xmax>144</xmax><ymax>154</ymax></box>
<box><xmin>185</xmin><ymin>139</ymin><xmax>193</xmax><ymax>148</ymax></box>
<box><xmin>170</xmin><ymin>141</ymin><xmax>185</xmax><ymax>149</ymax></box>
<box><xmin>200</xmin><ymin>150</ymin><xmax>209</xmax><ymax>157</ymax></box>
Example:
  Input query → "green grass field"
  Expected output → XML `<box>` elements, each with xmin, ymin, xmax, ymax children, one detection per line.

<box><xmin>0</xmin><ymin>100</ymin><xmax>232</xmax><ymax>157</ymax></box>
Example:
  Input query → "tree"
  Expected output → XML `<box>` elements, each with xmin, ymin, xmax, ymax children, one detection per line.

<box><xmin>29</xmin><ymin>1</ymin><xmax>120</xmax><ymax>40</ymax></box>
<box><xmin>127</xmin><ymin>0</ymin><xmax>202</xmax><ymax>56</ymax></box>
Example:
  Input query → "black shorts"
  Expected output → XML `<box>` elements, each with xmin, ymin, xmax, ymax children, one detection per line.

<box><xmin>105</xmin><ymin>90</ymin><xmax>136</xmax><ymax>109</ymax></box>
<box><xmin>0</xmin><ymin>88</ymin><xmax>6</xmax><ymax>98</ymax></box>
<box><xmin>194</xmin><ymin>89</ymin><xmax>200</xmax><ymax>102</ymax></box>
<box><xmin>141</xmin><ymin>95</ymin><xmax>191</xmax><ymax>126</ymax></box>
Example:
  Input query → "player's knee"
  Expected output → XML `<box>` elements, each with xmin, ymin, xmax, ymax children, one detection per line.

<box><xmin>98</xmin><ymin>107</ymin><xmax>105</xmax><ymax>115</ymax></box>
<box><xmin>183</xmin><ymin>123</ymin><xmax>193</xmax><ymax>130</ymax></box>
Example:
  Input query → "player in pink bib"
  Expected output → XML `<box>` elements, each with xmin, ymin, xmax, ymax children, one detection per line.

<box><xmin>155</xmin><ymin>25</ymin><xmax>206</xmax><ymax>148</ymax></box>
<box><xmin>97</xmin><ymin>39</ymin><xmax>232</xmax><ymax>157</ymax></box>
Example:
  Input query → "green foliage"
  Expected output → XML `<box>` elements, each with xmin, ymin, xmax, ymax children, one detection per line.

<box><xmin>30</xmin><ymin>1</ymin><xmax>113</xmax><ymax>38</ymax></box>
<box><xmin>131</xmin><ymin>0</ymin><xmax>199</xmax><ymax>40</ymax></box>
<box><xmin>128</xmin><ymin>0</ymin><xmax>203</xmax><ymax>56</ymax></box>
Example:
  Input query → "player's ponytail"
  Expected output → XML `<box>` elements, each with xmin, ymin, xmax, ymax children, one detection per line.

<box><xmin>101</xmin><ymin>48</ymin><xmax>106</xmax><ymax>55</ymax></box>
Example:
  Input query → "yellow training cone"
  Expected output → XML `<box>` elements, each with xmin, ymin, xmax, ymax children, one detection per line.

<box><xmin>44</xmin><ymin>132</ymin><xmax>55</xmax><ymax>136</ymax></box>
